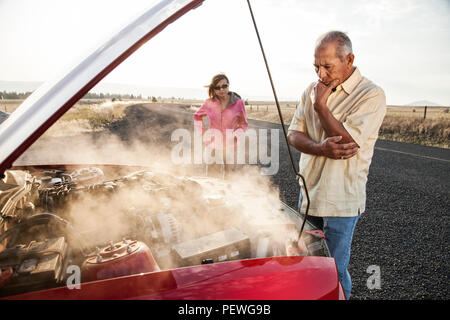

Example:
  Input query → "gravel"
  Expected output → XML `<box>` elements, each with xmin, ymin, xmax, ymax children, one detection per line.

<box><xmin>263</xmin><ymin>120</ymin><xmax>450</xmax><ymax>300</ymax></box>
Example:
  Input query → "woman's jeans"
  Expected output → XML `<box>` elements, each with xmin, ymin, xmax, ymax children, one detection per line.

<box><xmin>298</xmin><ymin>192</ymin><xmax>360</xmax><ymax>300</ymax></box>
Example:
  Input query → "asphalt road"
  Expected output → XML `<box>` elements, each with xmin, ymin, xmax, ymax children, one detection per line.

<box><xmin>258</xmin><ymin>119</ymin><xmax>449</xmax><ymax>300</ymax></box>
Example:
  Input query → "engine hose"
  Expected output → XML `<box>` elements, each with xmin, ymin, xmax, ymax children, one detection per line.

<box><xmin>246</xmin><ymin>0</ymin><xmax>311</xmax><ymax>238</ymax></box>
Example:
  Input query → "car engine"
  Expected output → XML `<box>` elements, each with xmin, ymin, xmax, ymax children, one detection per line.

<box><xmin>0</xmin><ymin>165</ymin><xmax>329</xmax><ymax>297</ymax></box>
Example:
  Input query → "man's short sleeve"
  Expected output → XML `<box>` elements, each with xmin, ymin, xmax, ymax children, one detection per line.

<box><xmin>342</xmin><ymin>87</ymin><xmax>386</xmax><ymax>147</ymax></box>
<box><xmin>288</xmin><ymin>90</ymin><xmax>308</xmax><ymax>133</ymax></box>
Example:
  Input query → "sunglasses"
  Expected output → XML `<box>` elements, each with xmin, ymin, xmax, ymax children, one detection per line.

<box><xmin>213</xmin><ymin>84</ymin><xmax>229</xmax><ymax>90</ymax></box>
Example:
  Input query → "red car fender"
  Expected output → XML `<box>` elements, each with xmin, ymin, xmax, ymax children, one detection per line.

<box><xmin>4</xmin><ymin>256</ymin><xmax>344</xmax><ymax>300</ymax></box>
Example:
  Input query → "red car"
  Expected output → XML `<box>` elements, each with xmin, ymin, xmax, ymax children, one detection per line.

<box><xmin>0</xmin><ymin>0</ymin><xmax>345</xmax><ymax>300</ymax></box>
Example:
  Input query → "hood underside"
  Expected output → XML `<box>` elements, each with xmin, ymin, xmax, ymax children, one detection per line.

<box><xmin>0</xmin><ymin>0</ymin><xmax>204</xmax><ymax>175</ymax></box>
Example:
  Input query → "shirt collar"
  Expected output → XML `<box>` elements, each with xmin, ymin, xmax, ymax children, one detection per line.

<box><xmin>228</xmin><ymin>92</ymin><xmax>240</xmax><ymax>105</ymax></box>
<box><xmin>214</xmin><ymin>92</ymin><xmax>240</xmax><ymax>106</ymax></box>
<box><xmin>340</xmin><ymin>67</ymin><xmax>362</xmax><ymax>95</ymax></box>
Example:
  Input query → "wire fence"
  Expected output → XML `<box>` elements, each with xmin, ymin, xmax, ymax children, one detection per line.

<box><xmin>244</xmin><ymin>103</ymin><xmax>449</xmax><ymax>121</ymax></box>
<box><xmin>2</xmin><ymin>99</ymin><xmax>449</xmax><ymax>120</ymax></box>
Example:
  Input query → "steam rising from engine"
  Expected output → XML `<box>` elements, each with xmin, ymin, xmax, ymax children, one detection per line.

<box><xmin>0</xmin><ymin>104</ymin><xmax>329</xmax><ymax>299</ymax></box>
<box><xmin>11</xmin><ymin>126</ymin><xmax>301</xmax><ymax>270</ymax></box>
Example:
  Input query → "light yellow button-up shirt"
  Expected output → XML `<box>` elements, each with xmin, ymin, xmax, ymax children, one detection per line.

<box><xmin>288</xmin><ymin>67</ymin><xmax>386</xmax><ymax>217</ymax></box>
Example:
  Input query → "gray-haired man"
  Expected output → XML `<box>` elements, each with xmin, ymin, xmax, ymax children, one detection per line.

<box><xmin>287</xmin><ymin>31</ymin><xmax>386</xmax><ymax>299</ymax></box>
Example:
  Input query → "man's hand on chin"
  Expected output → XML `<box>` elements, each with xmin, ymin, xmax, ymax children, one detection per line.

<box><xmin>314</xmin><ymin>78</ymin><xmax>340</xmax><ymax>110</ymax></box>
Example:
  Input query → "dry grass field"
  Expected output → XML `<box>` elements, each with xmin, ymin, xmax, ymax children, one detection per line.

<box><xmin>1</xmin><ymin>99</ymin><xmax>135</xmax><ymax>137</ymax></box>
<box><xmin>2</xmin><ymin>99</ymin><xmax>449</xmax><ymax>148</ymax></box>
<box><xmin>243</xmin><ymin>103</ymin><xmax>449</xmax><ymax>149</ymax></box>
<box><xmin>1</xmin><ymin>99</ymin><xmax>23</xmax><ymax>113</ymax></box>
<box><xmin>378</xmin><ymin>106</ymin><xmax>449</xmax><ymax>148</ymax></box>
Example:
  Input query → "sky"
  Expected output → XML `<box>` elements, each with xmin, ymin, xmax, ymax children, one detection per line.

<box><xmin>0</xmin><ymin>0</ymin><xmax>449</xmax><ymax>105</ymax></box>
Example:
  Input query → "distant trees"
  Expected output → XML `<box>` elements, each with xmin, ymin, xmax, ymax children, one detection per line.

<box><xmin>1</xmin><ymin>90</ymin><xmax>160</xmax><ymax>101</ymax></box>
<box><xmin>0</xmin><ymin>91</ymin><xmax>32</xmax><ymax>99</ymax></box>
<box><xmin>0</xmin><ymin>90</ymin><xmax>146</xmax><ymax>100</ymax></box>
<box><xmin>82</xmin><ymin>92</ymin><xmax>143</xmax><ymax>100</ymax></box>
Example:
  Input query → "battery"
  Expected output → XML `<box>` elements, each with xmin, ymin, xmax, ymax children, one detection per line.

<box><xmin>0</xmin><ymin>237</ymin><xmax>67</xmax><ymax>296</ymax></box>
<box><xmin>172</xmin><ymin>227</ymin><xmax>250</xmax><ymax>267</ymax></box>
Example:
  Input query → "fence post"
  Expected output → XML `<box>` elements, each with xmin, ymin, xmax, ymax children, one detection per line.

<box><xmin>424</xmin><ymin>106</ymin><xmax>427</xmax><ymax>119</ymax></box>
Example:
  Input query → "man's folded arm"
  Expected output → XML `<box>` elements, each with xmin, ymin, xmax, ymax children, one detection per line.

<box><xmin>314</xmin><ymin>103</ymin><xmax>359</xmax><ymax>147</ymax></box>
<box><xmin>287</xmin><ymin>130</ymin><xmax>323</xmax><ymax>156</ymax></box>
<box><xmin>288</xmin><ymin>129</ymin><xmax>359</xmax><ymax>160</ymax></box>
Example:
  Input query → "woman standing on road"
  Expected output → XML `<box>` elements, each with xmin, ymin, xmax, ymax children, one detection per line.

<box><xmin>193</xmin><ymin>73</ymin><xmax>248</xmax><ymax>178</ymax></box>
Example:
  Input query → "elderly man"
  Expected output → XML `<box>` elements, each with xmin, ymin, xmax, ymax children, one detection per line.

<box><xmin>287</xmin><ymin>31</ymin><xmax>386</xmax><ymax>299</ymax></box>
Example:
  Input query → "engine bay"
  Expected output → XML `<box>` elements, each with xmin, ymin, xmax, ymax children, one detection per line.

<box><xmin>0</xmin><ymin>165</ymin><xmax>329</xmax><ymax>297</ymax></box>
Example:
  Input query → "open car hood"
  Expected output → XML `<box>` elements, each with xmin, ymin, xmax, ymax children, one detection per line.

<box><xmin>0</xmin><ymin>0</ymin><xmax>204</xmax><ymax>176</ymax></box>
